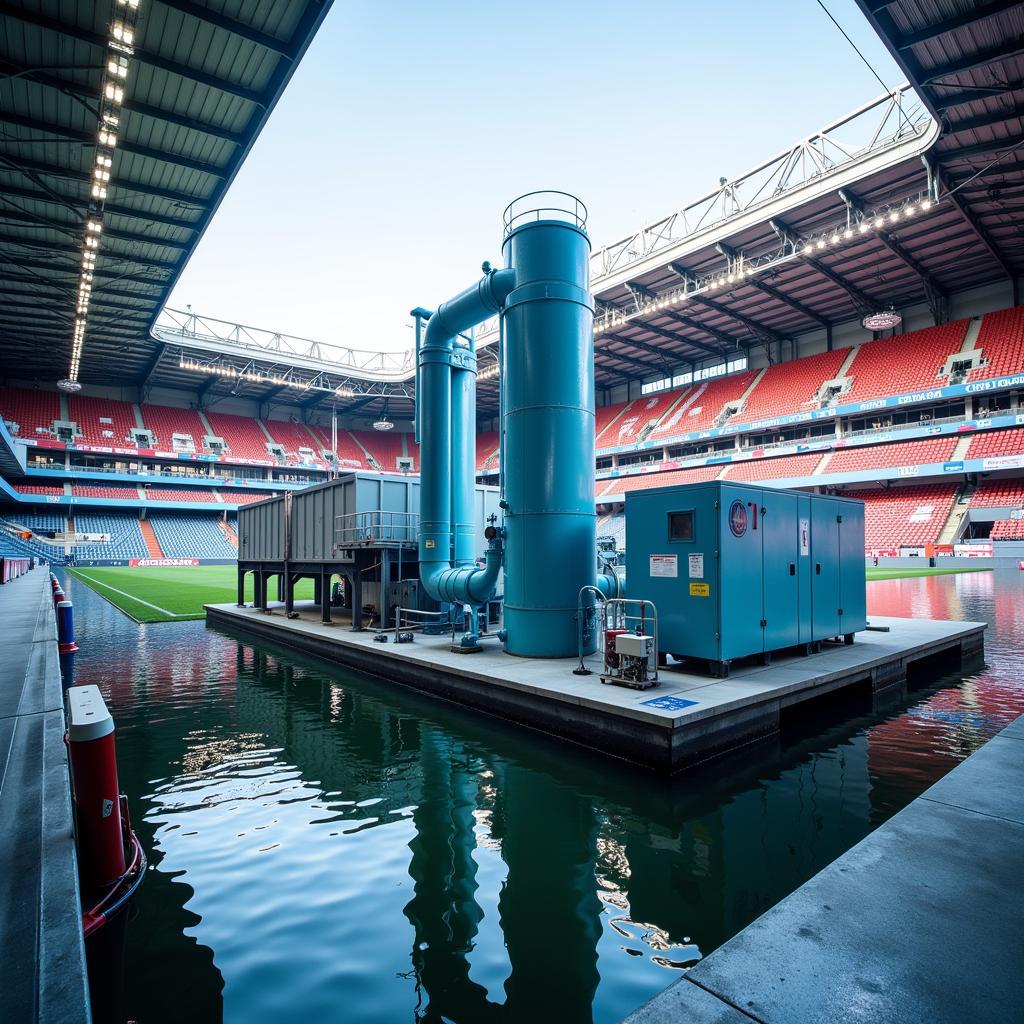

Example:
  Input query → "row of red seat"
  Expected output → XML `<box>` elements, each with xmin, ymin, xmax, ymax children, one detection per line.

<box><xmin>2</xmin><ymin>304</ymin><xmax>1022</xmax><ymax>465</ymax></box>
<box><xmin>14</xmin><ymin>484</ymin><xmax>275</xmax><ymax>504</ymax></box>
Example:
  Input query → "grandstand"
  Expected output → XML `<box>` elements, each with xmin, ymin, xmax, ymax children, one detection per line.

<box><xmin>2</xmin><ymin>11</ymin><xmax>1023</xmax><ymax>567</ymax></box>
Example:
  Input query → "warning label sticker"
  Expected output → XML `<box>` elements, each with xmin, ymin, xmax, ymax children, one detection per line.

<box><xmin>689</xmin><ymin>582</ymin><xmax>710</xmax><ymax>597</ymax></box>
<box><xmin>650</xmin><ymin>554</ymin><xmax>678</xmax><ymax>578</ymax></box>
<box><xmin>688</xmin><ymin>553</ymin><xmax>704</xmax><ymax>579</ymax></box>
<box><xmin>799</xmin><ymin>518</ymin><xmax>810</xmax><ymax>556</ymax></box>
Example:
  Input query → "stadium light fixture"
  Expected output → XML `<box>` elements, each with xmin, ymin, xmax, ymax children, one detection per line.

<box><xmin>63</xmin><ymin>0</ymin><xmax>141</xmax><ymax>388</ymax></box>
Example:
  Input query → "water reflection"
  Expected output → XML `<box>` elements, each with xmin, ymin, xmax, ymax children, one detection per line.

<box><xmin>61</xmin><ymin>568</ymin><xmax>1024</xmax><ymax>1024</ymax></box>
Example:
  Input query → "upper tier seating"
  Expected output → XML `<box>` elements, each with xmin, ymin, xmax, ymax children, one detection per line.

<box><xmin>0</xmin><ymin>387</ymin><xmax>60</xmax><ymax>439</ymax></box>
<box><xmin>966</xmin><ymin>428</ymin><xmax>1024</xmax><ymax>461</ymax></box>
<box><xmin>969</xmin><ymin>306</ymin><xmax>1024</xmax><ymax>381</ymax></box>
<box><xmin>844</xmin><ymin>484</ymin><xmax>958</xmax><ymax>550</ymax></box>
<box><xmin>262</xmin><ymin>419</ymin><xmax>325</xmax><ymax>464</ymax></box>
<box><xmin>71</xmin><ymin>513</ymin><xmax>149</xmax><ymax>560</ymax></box>
<box><xmin>476</xmin><ymin>431</ymin><xmax>499</xmax><ymax>470</ymax></box>
<box><xmin>140</xmin><ymin>403</ymin><xmax>209</xmax><ymax>453</ymax></box>
<box><xmin>733</xmin><ymin>349</ymin><xmax>850</xmax><ymax>424</ymax></box>
<box><xmin>970</xmin><ymin>480</ymin><xmax>1024</xmax><ymax>508</ymax></box>
<box><xmin>597</xmin><ymin>465</ymin><xmax>722</xmax><ymax>496</ymax></box>
<box><xmin>72</xmin><ymin>485</ymin><xmax>140</xmax><ymax>499</ymax></box>
<box><xmin>991</xmin><ymin>519</ymin><xmax>1024</xmax><ymax>540</ymax></box>
<box><xmin>148</xmin><ymin>515</ymin><xmax>237</xmax><ymax>558</ymax></box>
<box><xmin>826</xmin><ymin>437</ymin><xmax>957</xmax><ymax>475</ymax></box>
<box><xmin>841</xmin><ymin>321</ymin><xmax>969</xmax><ymax>404</ymax></box>
<box><xmin>221</xmin><ymin>490</ymin><xmax>274</xmax><ymax>505</ymax></box>
<box><xmin>648</xmin><ymin>370</ymin><xmax>760</xmax><ymax>440</ymax></box>
<box><xmin>69</xmin><ymin>394</ymin><xmax>138</xmax><ymax>447</ymax></box>
<box><xmin>305</xmin><ymin>424</ymin><xmax>368</xmax><ymax>469</ymax></box>
<box><xmin>722</xmin><ymin>452</ymin><xmax>824</xmax><ymax>481</ymax></box>
<box><xmin>143</xmin><ymin>487</ymin><xmax>219</xmax><ymax>503</ymax></box>
<box><xmin>205</xmin><ymin>411</ymin><xmax>273</xmax><ymax>462</ymax></box>
<box><xmin>599</xmin><ymin>390</ymin><xmax>683</xmax><ymax>449</ymax></box>
<box><xmin>595</xmin><ymin>401</ymin><xmax>629</xmax><ymax>443</ymax></box>
<box><xmin>351</xmin><ymin>430</ymin><xmax>408</xmax><ymax>472</ymax></box>
<box><xmin>15</xmin><ymin>484</ymin><xmax>64</xmax><ymax>496</ymax></box>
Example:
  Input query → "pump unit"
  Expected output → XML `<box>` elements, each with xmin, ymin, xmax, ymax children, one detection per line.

<box><xmin>625</xmin><ymin>481</ymin><xmax>866</xmax><ymax>676</ymax></box>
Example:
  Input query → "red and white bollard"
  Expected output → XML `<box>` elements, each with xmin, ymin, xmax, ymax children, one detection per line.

<box><xmin>67</xmin><ymin>686</ymin><xmax>126</xmax><ymax>889</ymax></box>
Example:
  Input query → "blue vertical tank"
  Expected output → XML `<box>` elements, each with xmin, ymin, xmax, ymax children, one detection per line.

<box><xmin>500</xmin><ymin>195</ymin><xmax>596</xmax><ymax>657</ymax></box>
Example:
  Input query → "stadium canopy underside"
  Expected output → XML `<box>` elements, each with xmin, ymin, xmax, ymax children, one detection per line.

<box><xmin>0</xmin><ymin>0</ymin><xmax>333</xmax><ymax>387</ymax></box>
<box><xmin>1</xmin><ymin>0</ymin><xmax>1021</xmax><ymax>424</ymax></box>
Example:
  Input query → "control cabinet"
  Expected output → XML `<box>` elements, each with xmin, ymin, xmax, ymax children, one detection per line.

<box><xmin>624</xmin><ymin>481</ymin><xmax>866</xmax><ymax>674</ymax></box>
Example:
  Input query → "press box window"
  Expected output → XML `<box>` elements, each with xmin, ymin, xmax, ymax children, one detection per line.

<box><xmin>668</xmin><ymin>510</ymin><xmax>694</xmax><ymax>542</ymax></box>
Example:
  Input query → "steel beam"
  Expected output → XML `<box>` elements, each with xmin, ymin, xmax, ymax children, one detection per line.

<box><xmin>0</xmin><ymin>231</ymin><xmax>180</xmax><ymax>271</ymax></box>
<box><xmin>0</xmin><ymin>60</ymin><xmax>248</xmax><ymax>146</ymax></box>
<box><xmin>936</xmin><ymin>167</ymin><xmax>1017</xmax><ymax>286</ymax></box>
<box><xmin>839</xmin><ymin>188</ymin><xmax>948</xmax><ymax>322</ymax></box>
<box><xmin>153</xmin><ymin>0</ymin><xmax>297</xmax><ymax>57</ymax></box>
<box><xmin>0</xmin><ymin>152</ymin><xmax>207</xmax><ymax>208</ymax></box>
<box><xmin>0</xmin><ymin>110</ymin><xmax>226</xmax><ymax>179</ymax></box>
<box><xmin>894</xmin><ymin>1</ymin><xmax>1021</xmax><ymax>50</ymax></box>
<box><xmin>0</xmin><ymin>3</ymin><xmax>268</xmax><ymax>105</ymax></box>
<box><xmin>0</xmin><ymin>210</ymin><xmax>190</xmax><ymax>251</ymax></box>
<box><xmin>770</xmin><ymin>218</ymin><xmax>880</xmax><ymax>314</ymax></box>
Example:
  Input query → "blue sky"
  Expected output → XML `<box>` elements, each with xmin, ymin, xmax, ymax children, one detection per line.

<box><xmin>167</xmin><ymin>0</ymin><xmax>905</xmax><ymax>351</ymax></box>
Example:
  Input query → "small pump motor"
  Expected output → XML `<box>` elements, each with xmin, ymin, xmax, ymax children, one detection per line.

<box><xmin>603</xmin><ymin>631</ymin><xmax>656</xmax><ymax>688</ymax></box>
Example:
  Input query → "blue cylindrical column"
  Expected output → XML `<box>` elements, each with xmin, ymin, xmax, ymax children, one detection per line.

<box><xmin>57</xmin><ymin>598</ymin><xmax>79</xmax><ymax>653</ymax></box>
<box><xmin>501</xmin><ymin>212</ymin><xmax>596</xmax><ymax>657</ymax></box>
<box><xmin>450</xmin><ymin>357</ymin><xmax>477</xmax><ymax>570</ymax></box>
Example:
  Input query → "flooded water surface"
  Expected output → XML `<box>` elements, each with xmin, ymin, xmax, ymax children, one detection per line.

<box><xmin>62</xmin><ymin>568</ymin><xmax>1024</xmax><ymax>1024</ymax></box>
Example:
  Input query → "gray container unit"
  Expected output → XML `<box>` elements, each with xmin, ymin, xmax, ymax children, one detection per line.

<box><xmin>237</xmin><ymin>494</ymin><xmax>285</xmax><ymax>562</ymax></box>
<box><xmin>290</xmin><ymin>473</ymin><xmax>420</xmax><ymax>563</ymax></box>
<box><xmin>238</xmin><ymin>474</ymin><xmax>501</xmax><ymax>567</ymax></box>
<box><xmin>625</xmin><ymin>481</ymin><xmax>866</xmax><ymax>675</ymax></box>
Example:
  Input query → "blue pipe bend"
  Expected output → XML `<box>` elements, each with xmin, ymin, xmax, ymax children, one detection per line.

<box><xmin>419</xmin><ymin>267</ymin><xmax>516</xmax><ymax>607</ymax></box>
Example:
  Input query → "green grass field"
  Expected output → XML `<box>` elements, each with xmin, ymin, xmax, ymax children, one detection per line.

<box><xmin>70</xmin><ymin>562</ymin><xmax>992</xmax><ymax>624</ymax></box>
<box><xmin>69</xmin><ymin>565</ymin><xmax>314</xmax><ymax>623</ymax></box>
<box><xmin>865</xmin><ymin>565</ymin><xmax>991</xmax><ymax>581</ymax></box>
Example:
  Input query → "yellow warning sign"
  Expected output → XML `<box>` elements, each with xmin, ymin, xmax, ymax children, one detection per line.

<box><xmin>425</xmin><ymin>539</ymin><xmax>435</xmax><ymax>549</ymax></box>
<box><xmin>689</xmin><ymin>582</ymin><xmax>710</xmax><ymax>597</ymax></box>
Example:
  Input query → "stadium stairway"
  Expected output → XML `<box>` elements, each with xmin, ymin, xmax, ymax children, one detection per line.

<box><xmin>814</xmin><ymin>450</ymin><xmax>835</xmax><ymax>474</ymax></box>
<box><xmin>139</xmin><ymin>519</ymin><xmax>164</xmax><ymax>558</ymax></box>
<box><xmin>959</xmin><ymin>317</ymin><xmax>983</xmax><ymax>353</ymax></box>
<box><xmin>219</xmin><ymin>519</ymin><xmax>238</xmax><ymax>549</ymax></box>
<box><xmin>720</xmin><ymin>368</ymin><xmax>767</xmax><ymax>425</ymax></box>
<box><xmin>938</xmin><ymin>485</ymin><xmax>971</xmax><ymax>545</ymax></box>
<box><xmin>951</xmin><ymin>435</ymin><xmax>974</xmax><ymax>461</ymax></box>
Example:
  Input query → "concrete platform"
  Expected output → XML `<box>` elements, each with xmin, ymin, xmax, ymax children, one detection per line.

<box><xmin>205</xmin><ymin>601</ymin><xmax>985</xmax><ymax>772</ymax></box>
<box><xmin>624</xmin><ymin>714</ymin><xmax>1024</xmax><ymax>1023</ymax></box>
<box><xmin>0</xmin><ymin>570</ymin><xmax>90</xmax><ymax>1023</ymax></box>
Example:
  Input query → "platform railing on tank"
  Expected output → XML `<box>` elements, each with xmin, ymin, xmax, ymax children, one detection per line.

<box><xmin>503</xmin><ymin>191</ymin><xmax>588</xmax><ymax>235</ymax></box>
<box><xmin>333</xmin><ymin>511</ymin><xmax>419</xmax><ymax>550</ymax></box>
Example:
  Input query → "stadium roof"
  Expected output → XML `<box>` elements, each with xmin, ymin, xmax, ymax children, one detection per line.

<box><xmin>0</xmin><ymin>0</ymin><xmax>334</xmax><ymax>386</ymax></box>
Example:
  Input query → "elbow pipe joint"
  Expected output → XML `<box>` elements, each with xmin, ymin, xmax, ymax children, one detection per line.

<box><xmin>422</xmin><ymin>534</ymin><xmax>503</xmax><ymax>606</ymax></box>
<box><xmin>422</xmin><ymin>268</ymin><xmax>517</xmax><ymax>355</ymax></box>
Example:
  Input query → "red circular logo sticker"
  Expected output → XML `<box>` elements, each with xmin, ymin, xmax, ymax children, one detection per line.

<box><xmin>728</xmin><ymin>500</ymin><xmax>748</xmax><ymax>537</ymax></box>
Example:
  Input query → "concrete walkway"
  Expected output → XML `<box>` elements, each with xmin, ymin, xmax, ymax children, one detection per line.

<box><xmin>0</xmin><ymin>570</ymin><xmax>90</xmax><ymax>1022</ymax></box>
<box><xmin>624</xmin><ymin>714</ymin><xmax>1024</xmax><ymax>1023</ymax></box>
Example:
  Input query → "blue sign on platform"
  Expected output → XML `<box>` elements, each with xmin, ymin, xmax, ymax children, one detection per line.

<box><xmin>641</xmin><ymin>695</ymin><xmax>698</xmax><ymax>711</ymax></box>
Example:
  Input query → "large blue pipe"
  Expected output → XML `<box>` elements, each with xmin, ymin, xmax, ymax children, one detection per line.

<box><xmin>418</xmin><ymin>268</ymin><xmax>515</xmax><ymax>605</ymax></box>
<box><xmin>501</xmin><ymin>215</ymin><xmax>596</xmax><ymax>657</ymax></box>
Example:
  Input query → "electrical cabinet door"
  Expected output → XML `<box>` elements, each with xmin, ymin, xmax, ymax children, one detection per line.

<box><xmin>811</xmin><ymin>498</ymin><xmax>842</xmax><ymax>640</ymax></box>
<box><xmin>718</xmin><ymin>485</ymin><xmax>766</xmax><ymax>660</ymax></box>
<box><xmin>838</xmin><ymin>499</ymin><xmax>867</xmax><ymax>634</ymax></box>
<box><xmin>762</xmin><ymin>489</ymin><xmax>801</xmax><ymax>652</ymax></box>
<box><xmin>797</xmin><ymin>494</ymin><xmax>813</xmax><ymax>644</ymax></box>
